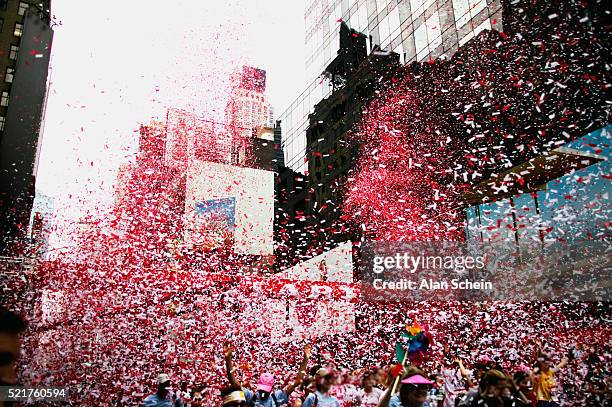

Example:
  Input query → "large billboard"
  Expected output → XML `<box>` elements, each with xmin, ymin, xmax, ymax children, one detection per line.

<box><xmin>185</xmin><ymin>161</ymin><xmax>273</xmax><ymax>255</ymax></box>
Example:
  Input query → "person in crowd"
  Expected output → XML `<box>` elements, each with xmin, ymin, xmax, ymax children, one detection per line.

<box><xmin>302</xmin><ymin>367</ymin><xmax>341</xmax><ymax>407</ymax></box>
<box><xmin>466</xmin><ymin>369</ymin><xmax>512</xmax><ymax>407</ymax></box>
<box><xmin>374</xmin><ymin>368</ymin><xmax>387</xmax><ymax>390</ymax></box>
<box><xmin>357</xmin><ymin>370</ymin><xmax>384</xmax><ymax>406</ymax></box>
<box><xmin>292</xmin><ymin>375</ymin><xmax>314</xmax><ymax>407</ymax></box>
<box><xmin>428</xmin><ymin>374</ymin><xmax>444</xmax><ymax>406</ymax></box>
<box><xmin>143</xmin><ymin>373</ymin><xmax>185</xmax><ymax>407</ymax></box>
<box><xmin>584</xmin><ymin>357</ymin><xmax>610</xmax><ymax>407</ymax></box>
<box><xmin>440</xmin><ymin>358</ymin><xmax>466</xmax><ymax>407</ymax></box>
<box><xmin>224</xmin><ymin>341</ymin><xmax>311</xmax><ymax>406</ymax></box>
<box><xmin>220</xmin><ymin>386</ymin><xmax>247</xmax><ymax>406</ymax></box>
<box><xmin>333</xmin><ymin>369</ymin><xmax>364</xmax><ymax>405</ymax></box>
<box><xmin>532</xmin><ymin>342</ymin><xmax>568</xmax><ymax>407</ymax></box>
<box><xmin>457</xmin><ymin>356</ymin><xmax>494</xmax><ymax>406</ymax></box>
<box><xmin>0</xmin><ymin>308</ymin><xmax>26</xmax><ymax>388</ymax></box>
<box><xmin>190</xmin><ymin>385</ymin><xmax>204</xmax><ymax>407</ymax></box>
<box><xmin>378</xmin><ymin>366</ymin><xmax>434</xmax><ymax>407</ymax></box>
<box><xmin>512</xmin><ymin>370</ymin><xmax>535</xmax><ymax>407</ymax></box>
<box><xmin>0</xmin><ymin>308</ymin><xmax>27</xmax><ymax>407</ymax></box>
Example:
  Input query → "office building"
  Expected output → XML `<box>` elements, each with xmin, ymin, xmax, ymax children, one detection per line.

<box><xmin>0</xmin><ymin>0</ymin><xmax>53</xmax><ymax>255</ymax></box>
<box><xmin>225</xmin><ymin>66</ymin><xmax>274</xmax><ymax>137</ymax></box>
<box><xmin>281</xmin><ymin>0</ymin><xmax>503</xmax><ymax>173</ymax></box>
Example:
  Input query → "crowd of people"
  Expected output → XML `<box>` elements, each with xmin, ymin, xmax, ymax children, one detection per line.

<box><xmin>139</xmin><ymin>337</ymin><xmax>610</xmax><ymax>407</ymax></box>
<box><xmin>2</xmin><ymin>297</ymin><xmax>610</xmax><ymax>406</ymax></box>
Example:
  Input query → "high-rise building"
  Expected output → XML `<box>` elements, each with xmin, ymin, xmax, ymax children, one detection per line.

<box><xmin>0</xmin><ymin>1</ymin><xmax>53</xmax><ymax>255</ymax></box>
<box><xmin>225</xmin><ymin>66</ymin><xmax>274</xmax><ymax>139</ymax></box>
<box><xmin>280</xmin><ymin>0</ymin><xmax>503</xmax><ymax>173</ymax></box>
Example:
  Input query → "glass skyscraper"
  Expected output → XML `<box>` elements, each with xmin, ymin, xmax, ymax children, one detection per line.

<box><xmin>280</xmin><ymin>0</ymin><xmax>503</xmax><ymax>173</ymax></box>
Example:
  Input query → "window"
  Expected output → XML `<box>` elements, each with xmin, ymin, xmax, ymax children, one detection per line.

<box><xmin>5</xmin><ymin>67</ymin><xmax>14</xmax><ymax>83</ymax></box>
<box><xmin>0</xmin><ymin>116</ymin><xmax>5</xmax><ymax>132</ymax></box>
<box><xmin>0</xmin><ymin>18</ymin><xmax>4</xmax><ymax>32</ymax></box>
<box><xmin>9</xmin><ymin>45</ymin><xmax>18</xmax><ymax>60</ymax></box>
<box><xmin>0</xmin><ymin>91</ymin><xmax>8</xmax><ymax>106</ymax></box>
<box><xmin>14</xmin><ymin>23</ymin><xmax>23</xmax><ymax>37</ymax></box>
<box><xmin>18</xmin><ymin>1</ymin><xmax>29</xmax><ymax>16</ymax></box>
<box><xmin>0</xmin><ymin>1</ymin><xmax>7</xmax><ymax>10</ymax></box>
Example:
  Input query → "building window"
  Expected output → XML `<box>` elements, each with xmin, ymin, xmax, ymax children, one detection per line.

<box><xmin>18</xmin><ymin>1</ymin><xmax>29</xmax><ymax>16</ymax></box>
<box><xmin>0</xmin><ymin>116</ymin><xmax>5</xmax><ymax>132</ymax></box>
<box><xmin>14</xmin><ymin>23</ymin><xmax>23</xmax><ymax>37</ymax></box>
<box><xmin>0</xmin><ymin>1</ymin><xmax>7</xmax><ymax>10</ymax></box>
<box><xmin>0</xmin><ymin>92</ymin><xmax>8</xmax><ymax>107</ymax></box>
<box><xmin>9</xmin><ymin>45</ymin><xmax>18</xmax><ymax>60</ymax></box>
<box><xmin>0</xmin><ymin>18</ymin><xmax>4</xmax><ymax>32</ymax></box>
<box><xmin>5</xmin><ymin>67</ymin><xmax>14</xmax><ymax>83</ymax></box>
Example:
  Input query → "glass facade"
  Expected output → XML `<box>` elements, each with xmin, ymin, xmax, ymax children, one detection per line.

<box><xmin>280</xmin><ymin>0</ymin><xmax>503</xmax><ymax>173</ymax></box>
<box><xmin>466</xmin><ymin>126</ymin><xmax>612</xmax><ymax>243</ymax></box>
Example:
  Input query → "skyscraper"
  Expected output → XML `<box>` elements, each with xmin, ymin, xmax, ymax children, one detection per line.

<box><xmin>0</xmin><ymin>0</ymin><xmax>53</xmax><ymax>255</ymax></box>
<box><xmin>225</xmin><ymin>66</ymin><xmax>274</xmax><ymax>138</ymax></box>
<box><xmin>280</xmin><ymin>0</ymin><xmax>503</xmax><ymax>173</ymax></box>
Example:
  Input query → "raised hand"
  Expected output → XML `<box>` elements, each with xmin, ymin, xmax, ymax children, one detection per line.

<box><xmin>223</xmin><ymin>342</ymin><xmax>234</xmax><ymax>360</ymax></box>
<box><xmin>303</xmin><ymin>343</ymin><xmax>312</xmax><ymax>359</ymax></box>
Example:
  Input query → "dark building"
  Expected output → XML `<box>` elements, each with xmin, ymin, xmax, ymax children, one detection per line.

<box><xmin>248</xmin><ymin>124</ymin><xmax>279</xmax><ymax>172</ymax></box>
<box><xmin>0</xmin><ymin>1</ymin><xmax>53</xmax><ymax>255</ymax></box>
<box><xmin>274</xmin><ymin>164</ymin><xmax>311</xmax><ymax>270</ymax></box>
<box><xmin>273</xmin><ymin>24</ymin><xmax>400</xmax><ymax>268</ymax></box>
<box><xmin>305</xmin><ymin>23</ymin><xmax>399</xmax><ymax>244</ymax></box>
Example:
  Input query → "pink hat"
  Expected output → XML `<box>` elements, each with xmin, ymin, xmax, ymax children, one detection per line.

<box><xmin>401</xmin><ymin>374</ymin><xmax>434</xmax><ymax>385</ymax></box>
<box><xmin>256</xmin><ymin>372</ymin><xmax>275</xmax><ymax>393</ymax></box>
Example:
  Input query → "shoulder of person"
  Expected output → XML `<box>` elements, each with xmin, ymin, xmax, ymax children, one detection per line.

<box><xmin>301</xmin><ymin>393</ymin><xmax>316</xmax><ymax>407</ymax></box>
<box><xmin>242</xmin><ymin>388</ymin><xmax>254</xmax><ymax>401</ymax></box>
<box><xmin>275</xmin><ymin>389</ymin><xmax>290</xmax><ymax>399</ymax></box>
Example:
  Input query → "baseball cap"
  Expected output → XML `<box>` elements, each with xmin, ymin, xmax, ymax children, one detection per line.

<box><xmin>158</xmin><ymin>374</ymin><xmax>171</xmax><ymax>385</ymax></box>
<box><xmin>401</xmin><ymin>374</ymin><xmax>434</xmax><ymax>385</ymax></box>
<box><xmin>256</xmin><ymin>372</ymin><xmax>275</xmax><ymax>393</ymax></box>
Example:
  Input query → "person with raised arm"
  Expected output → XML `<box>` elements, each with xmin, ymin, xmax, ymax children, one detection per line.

<box><xmin>531</xmin><ymin>340</ymin><xmax>568</xmax><ymax>407</ymax></box>
<box><xmin>224</xmin><ymin>341</ymin><xmax>312</xmax><ymax>406</ymax></box>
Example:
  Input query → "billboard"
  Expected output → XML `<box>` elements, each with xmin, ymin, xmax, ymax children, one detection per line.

<box><xmin>281</xmin><ymin>241</ymin><xmax>354</xmax><ymax>283</ymax></box>
<box><xmin>185</xmin><ymin>161</ymin><xmax>273</xmax><ymax>255</ymax></box>
<box><xmin>193</xmin><ymin>198</ymin><xmax>236</xmax><ymax>249</ymax></box>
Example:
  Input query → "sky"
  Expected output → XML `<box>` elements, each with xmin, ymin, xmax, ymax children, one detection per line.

<box><xmin>35</xmin><ymin>0</ymin><xmax>305</xmax><ymax>242</ymax></box>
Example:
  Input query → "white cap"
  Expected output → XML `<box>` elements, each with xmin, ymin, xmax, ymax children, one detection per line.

<box><xmin>158</xmin><ymin>374</ymin><xmax>171</xmax><ymax>385</ymax></box>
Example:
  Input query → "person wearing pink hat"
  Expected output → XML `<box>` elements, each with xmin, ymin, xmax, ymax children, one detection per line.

<box><xmin>224</xmin><ymin>342</ymin><xmax>312</xmax><ymax>407</ymax></box>
<box><xmin>378</xmin><ymin>367</ymin><xmax>434</xmax><ymax>407</ymax></box>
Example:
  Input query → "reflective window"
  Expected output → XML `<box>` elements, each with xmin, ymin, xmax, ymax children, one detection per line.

<box><xmin>14</xmin><ymin>23</ymin><xmax>23</xmax><ymax>37</ymax></box>
<box><xmin>18</xmin><ymin>1</ymin><xmax>29</xmax><ymax>16</ymax></box>
<box><xmin>11</xmin><ymin>44</ymin><xmax>20</xmax><ymax>59</ymax></box>
<box><xmin>0</xmin><ymin>91</ymin><xmax>8</xmax><ymax>106</ymax></box>
<box><xmin>5</xmin><ymin>67</ymin><xmax>14</xmax><ymax>83</ymax></box>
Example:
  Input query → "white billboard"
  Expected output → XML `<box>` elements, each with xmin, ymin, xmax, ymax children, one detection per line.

<box><xmin>185</xmin><ymin>160</ymin><xmax>273</xmax><ymax>255</ymax></box>
<box><xmin>281</xmin><ymin>241</ymin><xmax>354</xmax><ymax>283</ymax></box>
